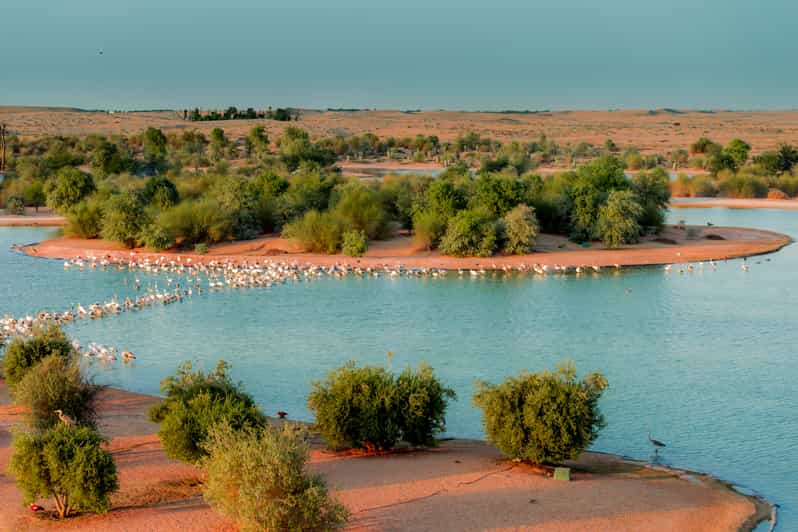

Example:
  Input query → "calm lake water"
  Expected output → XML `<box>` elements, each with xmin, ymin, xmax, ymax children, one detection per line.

<box><xmin>1</xmin><ymin>207</ymin><xmax>796</xmax><ymax>529</ymax></box>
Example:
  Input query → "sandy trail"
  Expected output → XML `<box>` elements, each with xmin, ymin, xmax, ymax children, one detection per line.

<box><xmin>0</xmin><ymin>384</ymin><xmax>768</xmax><ymax>531</ymax></box>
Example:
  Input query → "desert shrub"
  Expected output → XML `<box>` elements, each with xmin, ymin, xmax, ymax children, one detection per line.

<box><xmin>341</xmin><ymin>229</ymin><xmax>367</xmax><ymax>257</ymax></box>
<box><xmin>412</xmin><ymin>209</ymin><xmax>448</xmax><ymax>250</ymax></box>
<box><xmin>332</xmin><ymin>183</ymin><xmax>388</xmax><ymax>239</ymax></box>
<box><xmin>65</xmin><ymin>197</ymin><xmax>104</xmax><ymax>238</ymax></box>
<box><xmin>596</xmin><ymin>190</ymin><xmax>643</xmax><ymax>248</ymax></box>
<box><xmin>139</xmin><ymin>223</ymin><xmax>175</xmax><ymax>251</ymax></box>
<box><xmin>631</xmin><ymin>168</ymin><xmax>670</xmax><ymax>231</ymax></box>
<box><xmin>2</xmin><ymin>325</ymin><xmax>74</xmax><ymax>391</ymax></box>
<box><xmin>394</xmin><ymin>364</ymin><xmax>456</xmax><ymax>447</ymax></box>
<box><xmin>502</xmin><ymin>204</ymin><xmax>539</xmax><ymax>254</ymax></box>
<box><xmin>148</xmin><ymin>361</ymin><xmax>265</xmax><ymax>463</ymax></box>
<box><xmin>202</xmin><ymin>423</ymin><xmax>348</xmax><ymax>532</ymax></box>
<box><xmin>157</xmin><ymin>198</ymin><xmax>233</xmax><ymax>246</ymax></box>
<box><xmin>473</xmin><ymin>362</ymin><xmax>608</xmax><ymax>464</ymax></box>
<box><xmin>9</xmin><ymin>424</ymin><xmax>118</xmax><ymax>518</ymax></box>
<box><xmin>6</xmin><ymin>195</ymin><xmax>25</xmax><ymax>215</ymax></box>
<box><xmin>282</xmin><ymin>209</ymin><xmax>344</xmax><ymax>254</ymax></box>
<box><xmin>14</xmin><ymin>355</ymin><xmax>96</xmax><ymax>430</ymax></box>
<box><xmin>101</xmin><ymin>192</ymin><xmax>148</xmax><ymax>248</ymax></box>
<box><xmin>777</xmin><ymin>174</ymin><xmax>798</xmax><ymax>197</ymax></box>
<box><xmin>718</xmin><ymin>175</ymin><xmax>769</xmax><ymax>198</ymax></box>
<box><xmin>307</xmin><ymin>362</ymin><xmax>454</xmax><ymax>451</ymax></box>
<box><xmin>141</xmin><ymin>175</ymin><xmax>180</xmax><ymax>208</ymax></box>
<box><xmin>691</xmin><ymin>175</ymin><xmax>719</xmax><ymax>197</ymax></box>
<box><xmin>439</xmin><ymin>209</ymin><xmax>500</xmax><ymax>257</ymax></box>
<box><xmin>194</xmin><ymin>242</ymin><xmax>209</xmax><ymax>254</ymax></box>
<box><xmin>45</xmin><ymin>167</ymin><xmax>95</xmax><ymax>213</ymax></box>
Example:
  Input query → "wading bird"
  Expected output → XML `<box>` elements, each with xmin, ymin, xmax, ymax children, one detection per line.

<box><xmin>648</xmin><ymin>431</ymin><xmax>666</xmax><ymax>454</ymax></box>
<box><xmin>54</xmin><ymin>409</ymin><xmax>75</xmax><ymax>426</ymax></box>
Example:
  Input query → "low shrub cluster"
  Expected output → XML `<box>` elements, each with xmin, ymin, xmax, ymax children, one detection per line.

<box><xmin>473</xmin><ymin>361</ymin><xmax>608</xmax><ymax>464</ymax></box>
<box><xmin>307</xmin><ymin>362</ymin><xmax>456</xmax><ymax>451</ymax></box>
<box><xmin>147</xmin><ymin>360</ymin><xmax>266</xmax><ymax>463</ymax></box>
<box><xmin>2</xmin><ymin>324</ymin><xmax>74</xmax><ymax>391</ymax></box>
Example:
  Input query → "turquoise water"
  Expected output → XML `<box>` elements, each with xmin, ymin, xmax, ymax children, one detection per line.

<box><xmin>1</xmin><ymin>208</ymin><xmax>796</xmax><ymax>529</ymax></box>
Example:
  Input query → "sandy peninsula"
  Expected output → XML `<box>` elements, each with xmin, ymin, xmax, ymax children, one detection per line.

<box><xmin>671</xmin><ymin>197</ymin><xmax>798</xmax><ymax>210</ymax></box>
<box><xmin>0</xmin><ymin>382</ymin><xmax>770</xmax><ymax>531</ymax></box>
<box><xmin>20</xmin><ymin>225</ymin><xmax>792</xmax><ymax>271</ymax></box>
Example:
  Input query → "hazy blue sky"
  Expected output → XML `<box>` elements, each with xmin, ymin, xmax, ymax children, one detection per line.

<box><xmin>3</xmin><ymin>0</ymin><xmax>797</xmax><ymax>110</ymax></box>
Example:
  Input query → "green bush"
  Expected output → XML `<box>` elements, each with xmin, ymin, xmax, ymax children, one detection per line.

<box><xmin>142</xmin><ymin>175</ymin><xmax>180</xmax><ymax>208</ymax></box>
<box><xmin>596</xmin><ymin>190</ymin><xmax>643</xmax><ymax>248</ymax></box>
<box><xmin>332</xmin><ymin>183</ymin><xmax>388</xmax><ymax>239</ymax></box>
<box><xmin>308</xmin><ymin>362</ymin><xmax>454</xmax><ymax>451</ymax></box>
<box><xmin>718</xmin><ymin>175</ymin><xmax>769</xmax><ymax>198</ymax></box>
<box><xmin>9</xmin><ymin>424</ymin><xmax>118</xmax><ymax>518</ymax></box>
<box><xmin>502</xmin><ymin>204</ymin><xmax>539</xmax><ymax>254</ymax></box>
<box><xmin>157</xmin><ymin>198</ymin><xmax>233</xmax><ymax>247</ymax></box>
<box><xmin>194</xmin><ymin>242</ymin><xmax>209</xmax><ymax>254</ymax></box>
<box><xmin>148</xmin><ymin>361</ymin><xmax>265</xmax><ymax>463</ymax></box>
<box><xmin>140</xmin><ymin>223</ymin><xmax>175</xmax><ymax>251</ymax></box>
<box><xmin>412</xmin><ymin>209</ymin><xmax>448</xmax><ymax>250</ymax></box>
<box><xmin>341</xmin><ymin>229</ymin><xmax>367</xmax><ymax>257</ymax></box>
<box><xmin>14</xmin><ymin>355</ymin><xmax>97</xmax><ymax>430</ymax></box>
<box><xmin>6</xmin><ymin>195</ymin><xmax>25</xmax><ymax>215</ymax></box>
<box><xmin>282</xmin><ymin>209</ymin><xmax>344</xmax><ymax>254</ymax></box>
<box><xmin>2</xmin><ymin>325</ymin><xmax>74</xmax><ymax>392</ymax></box>
<box><xmin>439</xmin><ymin>209</ymin><xmax>500</xmax><ymax>257</ymax></box>
<box><xmin>473</xmin><ymin>362</ymin><xmax>608</xmax><ymax>464</ymax></box>
<box><xmin>202</xmin><ymin>423</ymin><xmax>348</xmax><ymax>532</ymax></box>
<box><xmin>45</xmin><ymin>167</ymin><xmax>95</xmax><ymax>213</ymax></box>
<box><xmin>101</xmin><ymin>192</ymin><xmax>148</xmax><ymax>248</ymax></box>
<box><xmin>65</xmin><ymin>197</ymin><xmax>104</xmax><ymax>238</ymax></box>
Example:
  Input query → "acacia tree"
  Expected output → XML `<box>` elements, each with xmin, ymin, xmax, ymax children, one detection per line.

<box><xmin>45</xmin><ymin>168</ymin><xmax>95</xmax><ymax>213</ymax></box>
<box><xmin>473</xmin><ymin>361</ymin><xmax>608</xmax><ymax>464</ymax></box>
<box><xmin>143</xmin><ymin>127</ymin><xmax>167</xmax><ymax>172</ymax></box>
<box><xmin>596</xmin><ymin>189</ymin><xmax>643</xmax><ymax>247</ymax></box>
<box><xmin>9</xmin><ymin>425</ymin><xmax>118</xmax><ymax>518</ymax></box>
<box><xmin>101</xmin><ymin>192</ymin><xmax>148</xmax><ymax>248</ymax></box>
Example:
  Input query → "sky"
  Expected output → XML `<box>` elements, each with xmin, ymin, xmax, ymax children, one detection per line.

<box><xmin>3</xmin><ymin>0</ymin><xmax>797</xmax><ymax>111</ymax></box>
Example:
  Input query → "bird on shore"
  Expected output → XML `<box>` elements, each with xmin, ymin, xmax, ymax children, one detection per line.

<box><xmin>54</xmin><ymin>409</ymin><xmax>75</xmax><ymax>426</ymax></box>
<box><xmin>648</xmin><ymin>431</ymin><xmax>666</xmax><ymax>454</ymax></box>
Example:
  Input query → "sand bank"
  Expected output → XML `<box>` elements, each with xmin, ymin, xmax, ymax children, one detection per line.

<box><xmin>671</xmin><ymin>197</ymin><xmax>798</xmax><ymax>210</ymax></box>
<box><xmin>0</xmin><ymin>383</ymin><xmax>770</xmax><ymax>531</ymax></box>
<box><xmin>0</xmin><ymin>214</ymin><xmax>66</xmax><ymax>227</ymax></box>
<box><xmin>21</xmin><ymin>225</ymin><xmax>792</xmax><ymax>271</ymax></box>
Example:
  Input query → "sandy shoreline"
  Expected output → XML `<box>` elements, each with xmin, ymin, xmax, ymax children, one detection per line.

<box><xmin>0</xmin><ymin>215</ymin><xmax>66</xmax><ymax>227</ymax></box>
<box><xmin>18</xmin><ymin>225</ymin><xmax>792</xmax><ymax>271</ymax></box>
<box><xmin>671</xmin><ymin>197</ymin><xmax>798</xmax><ymax>210</ymax></box>
<box><xmin>0</xmin><ymin>382</ymin><xmax>772</xmax><ymax>531</ymax></box>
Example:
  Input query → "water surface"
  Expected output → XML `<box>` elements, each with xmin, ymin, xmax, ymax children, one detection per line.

<box><xmin>1</xmin><ymin>208</ymin><xmax>796</xmax><ymax>529</ymax></box>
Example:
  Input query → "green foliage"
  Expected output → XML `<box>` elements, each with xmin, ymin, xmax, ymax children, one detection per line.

<box><xmin>278</xmin><ymin>127</ymin><xmax>335</xmax><ymax>170</ymax></box>
<box><xmin>6</xmin><ymin>194</ymin><xmax>25</xmax><ymax>215</ymax></box>
<box><xmin>439</xmin><ymin>209</ymin><xmax>500</xmax><ymax>257</ymax></box>
<box><xmin>201</xmin><ymin>423</ymin><xmax>348</xmax><ymax>532</ymax></box>
<box><xmin>596</xmin><ymin>190</ymin><xmax>643</xmax><ymax>247</ymax></box>
<box><xmin>308</xmin><ymin>362</ymin><xmax>454</xmax><ymax>451</ymax></box>
<box><xmin>45</xmin><ymin>167</ymin><xmax>95</xmax><ymax>213</ymax></box>
<box><xmin>140</xmin><ymin>223</ymin><xmax>176</xmax><ymax>251</ymax></box>
<box><xmin>332</xmin><ymin>183</ymin><xmax>388</xmax><ymax>239</ymax></box>
<box><xmin>417</xmin><ymin>178</ymin><xmax>467</xmax><ymax>218</ymax></box>
<box><xmin>9</xmin><ymin>425</ymin><xmax>118</xmax><ymax>518</ymax></box>
<box><xmin>502</xmin><ymin>204</ymin><xmax>539</xmax><ymax>254</ymax></box>
<box><xmin>282</xmin><ymin>209</ymin><xmax>344</xmax><ymax>254</ymax></box>
<box><xmin>631</xmin><ymin>168</ymin><xmax>670</xmax><ymax>230</ymax></box>
<box><xmin>470</xmin><ymin>174</ymin><xmax>528</xmax><ymax>216</ymax></box>
<box><xmin>142</xmin><ymin>175</ymin><xmax>180</xmax><ymax>209</ymax></box>
<box><xmin>143</xmin><ymin>127</ymin><xmax>168</xmax><ymax>170</ymax></box>
<box><xmin>22</xmin><ymin>180</ymin><xmax>47</xmax><ymax>210</ymax></box>
<box><xmin>473</xmin><ymin>362</ymin><xmax>608</xmax><ymax>464</ymax></box>
<box><xmin>14</xmin><ymin>355</ymin><xmax>97</xmax><ymax>431</ymax></box>
<box><xmin>101</xmin><ymin>192</ymin><xmax>148</xmax><ymax>248</ymax></box>
<box><xmin>148</xmin><ymin>361</ymin><xmax>265</xmax><ymax>463</ymax></box>
<box><xmin>91</xmin><ymin>139</ymin><xmax>131</xmax><ymax>176</ymax></box>
<box><xmin>157</xmin><ymin>199</ymin><xmax>233</xmax><ymax>247</ymax></box>
<box><xmin>412</xmin><ymin>209</ymin><xmax>448</xmax><ymax>250</ymax></box>
<box><xmin>246</xmin><ymin>126</ymin><xmax>270</xmax><ymax>161</ymax></box>
<box><xmin>194</xmin><ymin>242</ymin><xmax>209</xmax><ymax>254</ymax></box>
<box><xmin>691</xmin><ymin>137</ymin><xmax>722</xmax><ymax>155</ymax></box>
<box><xmin>568</xmin><ymin>156</ymin><xmax>628</xmax><ymax>240</ymax></box>
<box><xmin>718</xmin><ymin>175</ymin><xmax>769</xmax><ymax>198</ymax></box>
<box><xmin>2</xmin><ymin>325</ymin><xmax>74</xmax><ymax>391</ymax></box>
<box><xmin>65</xmin><ymin>197</ymin><xmax>104</xmax><ymax>238</ymax></box>
<box><xmin>341</xmin><ymin>229</ymin><xmax>368</xmax><ymax>257</ymax></box>
<box><xmin>724</xmin><ymin>138</ymin><xmax>751</xmax><ymax>169</ymax></box>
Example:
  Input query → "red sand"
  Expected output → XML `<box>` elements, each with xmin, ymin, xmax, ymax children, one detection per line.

<box><xmin>0</xmin><ymin>384</ymin><xmax>766</xmax><ymax>531</ymax></box>
<box><xmin>21</xmin><ymin>225</ymin><xmax>791</xmax><ymax>271</ymax></box>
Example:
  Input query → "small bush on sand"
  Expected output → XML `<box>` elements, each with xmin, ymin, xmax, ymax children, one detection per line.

<box><xmin>6</xmin><ymin>195</ymin><xmax>25</xmax><ymax>215</ymax></box>
<box><xmin>139</xmin><ymin>223</ymin><xmax>175</xmax><ymax>251</ymax></box>
<box><xmin>2</xmin><ymin>325</ymin><xmax>74</xmax><ymax>392</ymax></box>
<box><xmin>65</xmin><ymin>198</ymin><xmax>104</xmax><ymax>239</ymax></box>
<box><xmin>282</xmin><ymin>209</ymin><xmax>344</xmax><ymax>254</ymax></box>
<box><xmin>202</xmin><ymin>423</ymin><xmax>348</xmax><ymax>532</ymax></box>
<box><xmin>341</xmin><ymin>229</ymin><xmax>367</xmax><ymax>257</ymax></box>
<box><xmin>9</xmin><ymin>424</ymin><xmax>118</xmax><ymax>518</ymax></box>
<box><xmin>502</xmin><ymin>204</ymin><xmax>539</xmax><ymax>254</ymax></box>
<box><xmin>473</xmin><ymin>361</ymin><xmax>608</xmax><ymax>464</ymax></box>
<box><xmin>148</xmin><ymin>361</ymin><xmax>265</xmax><ymax>463</ymax></box>
<box><xmin>308</xmin><ymin>362</ymin><xmax>455</xmax><ymax>451</ymax></box>
<box><xmin>14</xmin><ymin>354</ymin><xmax>97</xmax><ymax>430</ymax></box>
<box><xmin>412</xmin><ymin>209</ymin><xmax>448</xmax><ymax>250</ymax></box>
<box><xmin>439</xmin><ymin>209</ymin><xmax>499</xmax><ymax>257</ymax></box>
